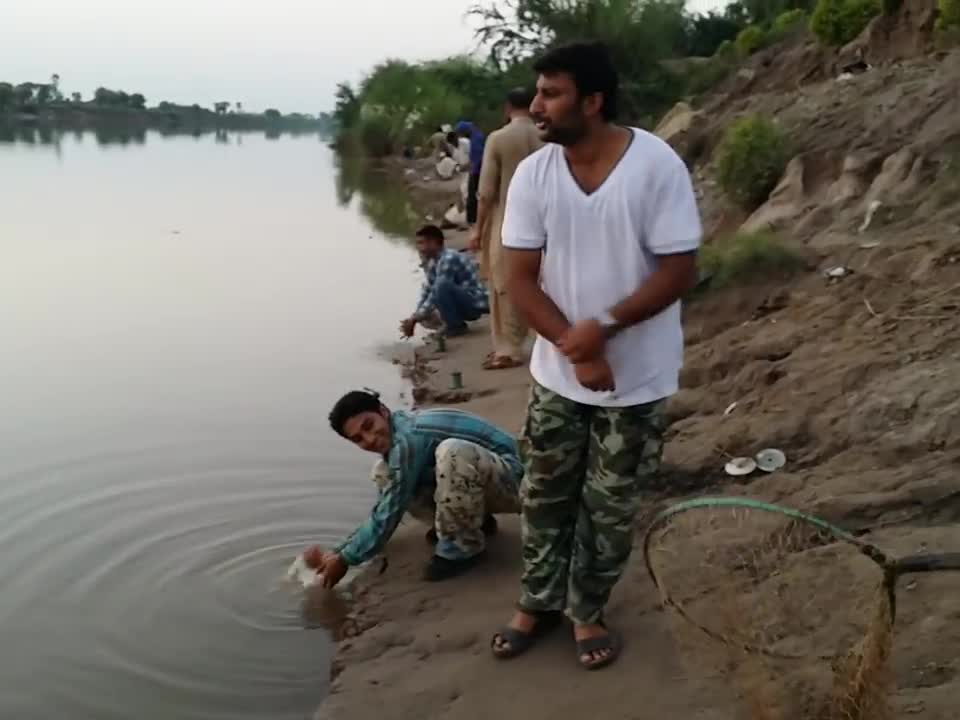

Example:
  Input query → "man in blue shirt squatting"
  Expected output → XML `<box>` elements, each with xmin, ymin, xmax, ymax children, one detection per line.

<box><xmin>399</xmin><ymin>224</ymin><xmax>489</xmax><ymax>339</ymax></box>
<box><xmin>302</xmin><ymin>389</ymin><xmax>523</xmax><ymax>584</ymax></box>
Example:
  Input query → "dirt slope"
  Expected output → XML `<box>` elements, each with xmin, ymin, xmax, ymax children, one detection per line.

<box><xmin>315</xmin><ymin>35</ymin><xmax>960</xmax><ymax>720</ymax></box>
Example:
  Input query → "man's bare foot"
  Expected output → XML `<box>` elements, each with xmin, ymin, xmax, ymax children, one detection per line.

<box><xmin>574</xmin><ymin>623</ymin><xmax>618</xmax><ymax>667</ymax></box>
<box><xmin>482</xmin><ymin>355</ymin><xmax>524</xmax><ymax>370</ymax></box>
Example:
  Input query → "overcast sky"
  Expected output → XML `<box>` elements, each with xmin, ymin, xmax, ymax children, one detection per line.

<box><xmin>2</xmin><ymin>0</ymin><xmax>722</xmax><ymax>114</ymax></box>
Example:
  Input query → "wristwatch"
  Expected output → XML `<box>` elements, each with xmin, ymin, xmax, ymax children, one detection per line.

<box><xmin>596</xmin><ymin>310</ymin><xmax>623</xmax><ymax>338</ymax></box>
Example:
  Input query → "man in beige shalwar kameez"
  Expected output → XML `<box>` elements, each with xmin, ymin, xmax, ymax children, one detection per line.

<box><xmin>470</xmin><ymin>87</ymin><xmax>544</xmax><ymax>370</ymax></box>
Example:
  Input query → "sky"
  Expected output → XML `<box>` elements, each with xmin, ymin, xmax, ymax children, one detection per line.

<box><xmin>1</xmin><ymin>0</ymin><xmax>723</xmax><ymax>115</ymax></box>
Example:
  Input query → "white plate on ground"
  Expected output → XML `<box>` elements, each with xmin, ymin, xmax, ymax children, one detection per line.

<box><xmin>755</xmin><ymin>448</ymin><xmax>787</xmax><ymax>472</ymax></box>
<box><xmin>724</xmin><ymin>457</ymin><xmax>757</xmax><ymax>476</ymax></box>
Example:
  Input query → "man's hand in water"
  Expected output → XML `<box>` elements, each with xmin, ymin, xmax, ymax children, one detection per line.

<box><xmin>399</xmin><ymin>317</ymin><xmax>417</xmax><ymax>338</ymax></box>
<box><xmin>318</xmin><ymin>552</ymin><xmax>348</xmax><ymax>589</ymax></box>
<box><xmin>303</xmin><ymin>547</ymin><xmax>348</xmax><ymax>589</ymax></box>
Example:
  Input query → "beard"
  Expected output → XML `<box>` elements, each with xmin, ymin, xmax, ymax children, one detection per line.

<box><xmin>534</xmin><ymin>115</ymin><xmax>588</xmax><ymax>146</ymax></box>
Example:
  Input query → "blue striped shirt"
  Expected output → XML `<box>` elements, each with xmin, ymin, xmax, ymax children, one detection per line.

<box><xmin>333</xmin><ymin>408</ymin><xmax>522</xmax><ymax>566</ymax></box>
<box><xmin>414</xmin><ymin>248</ymin><xmax>488</xmax><ymax>321</ymax></box>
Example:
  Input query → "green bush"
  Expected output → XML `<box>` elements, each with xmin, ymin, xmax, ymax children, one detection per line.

<box><xmin>714</xmin><ymin>39</ymin><xmax>736</xmax><ymax>58</ymax></box>
<box><xmin>810</xmin><ymin>0</ymin><xmax>881</xmax><ymax>46</ymax></box>
<box><xmin>356</xmin><ymin>114</ymin><xmax>395</xmax><ymax>157</ymax></box>
<box><xmin>735</xmin><ymin>25</ymin><xmax>768</xmax><ymax>55</ymax></box>
<box><xmin>935</xmin><ymin>20</ymin><xmax>960</xmax><ymax>49</ymax></box>
<box><xmin>772</xmin><ymin>9</ymin><xmax>808</xmax><ymax>35</ymax></box>
<box><xmin>699</xmin><ymin>232</ymin><xmax>807</xmax><ymax>289</ymax></box>
<box><xmin>716</xmin><ymin>114</ymin><xmax>791</xmax><ymax>209</ymax></box>
<box><xmin>939</xmin><ymin>0</ymin><xmax>960</xmax><ymax>27</ymax></box>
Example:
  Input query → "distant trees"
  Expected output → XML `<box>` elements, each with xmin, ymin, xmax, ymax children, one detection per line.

<box><xmin>0</xmin><ymin>79</ymin><xmax>75</xmax><ymax>112</ymax></box>
<box><xmin>0</xmin><ymin>75</ymin><xmax>321</xmax><ymax>133</ymax></box>
<box><xmin>332</xmin><ymin>0</ymin><xmax>776</xmax><ymax>155</ymax></box>
<box><xmin>14</xmin><ymin>83</ymin><xmax>37</xmax><ymax>107</ymax></box>
<box><xmin>333</xmin><ymin>83</ymin><xmax>360</xmax><ymax>129</ymax></box>
<box><xmin>0</xmin><ymin>82</ymin><xmax>13</xmax><ymax>111</ymax></box>
<box><xmin>89</xmin><ymin>87</ymin><xmax>147</xmax><ymax>109</ymax></box>
<box><xmin>684</xmin><ymin>9</ymin><xmax>749</xmax><ymax>56</ymax></box>
<box><xmin>35</xmin><ymin>84</ymin><xmax>55</xmax><ymax>105</ymax></box>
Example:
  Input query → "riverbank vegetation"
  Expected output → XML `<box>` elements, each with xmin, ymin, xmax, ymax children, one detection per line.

<box><xmin>331</xmin><ymin>0</ymin><xmax>893</xmax><ymax>157</ymax></box>
<box><xmin>0</xmin><ymin>75</ymin><xmax>334</xmax><ymax>135</ymax></box>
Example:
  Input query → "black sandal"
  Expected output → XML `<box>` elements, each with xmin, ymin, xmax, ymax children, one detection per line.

<box><xmin>423</xmin><ymin>552</ymin><xmax>485</xmax><ymax>582</ymax></box>
<box><xmin>575</xmin><ymin>627</ymin><xmax>622</xmax><ymax>670</ymax></box>
<box><xmin>491</xmin><ymin>610</ymin><xmax>563</xmax><ymax>660</ymax></box>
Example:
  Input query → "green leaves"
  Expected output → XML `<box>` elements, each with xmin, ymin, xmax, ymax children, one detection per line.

<box><xmin>810</xmin><ymin>0</ymin><xmax>880</xmax><ymax>46</ymax></box>
<box><xmin>716</xmin><ymin>114</ymin><xmax>790</xmax><ymax>209</ymax></box>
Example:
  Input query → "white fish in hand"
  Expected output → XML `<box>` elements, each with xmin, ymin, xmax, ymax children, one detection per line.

<box><xmin>286</xmin><ymin>553</ymin><xmax>325</xmax><ymax>589</ymax></box>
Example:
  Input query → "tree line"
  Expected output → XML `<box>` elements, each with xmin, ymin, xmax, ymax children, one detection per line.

<box><xmin>0</xmin><ymin>73</ymin><xmax>335</xmax><ymax>134</ymax></box>
<box><xmin>332</xmin><ymin>0</ymin><xmax>951</xmax><ymax>157</ymax></box>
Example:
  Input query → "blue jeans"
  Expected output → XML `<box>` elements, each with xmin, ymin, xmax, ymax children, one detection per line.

<box><xmin>435</xmin><ymin>278</ymin><xmax>487</xmax><ymax>333</ymax></box>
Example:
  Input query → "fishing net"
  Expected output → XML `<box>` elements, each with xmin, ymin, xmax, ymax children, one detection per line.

<box><xmin>644</xmin><ymin>499</ymin><xmax>896</xmax><ymax>720</ymax></box>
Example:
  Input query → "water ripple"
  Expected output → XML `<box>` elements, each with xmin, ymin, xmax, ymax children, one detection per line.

<box><xmin>0</xmin><ymin>441</ymin><xmax>373</xmax><ymax>720</ymax></box>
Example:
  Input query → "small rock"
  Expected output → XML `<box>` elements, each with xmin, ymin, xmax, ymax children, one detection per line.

<box><xmin>825</xmin><ymin>266</ymin><xmax>851</xmax><ymax>279</ymax></box>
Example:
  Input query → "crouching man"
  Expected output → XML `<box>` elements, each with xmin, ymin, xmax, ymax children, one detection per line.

<box><xmin>303</xmin><ymin>389</ymin><xmax>522</xmax><ymax>586</ymax></box>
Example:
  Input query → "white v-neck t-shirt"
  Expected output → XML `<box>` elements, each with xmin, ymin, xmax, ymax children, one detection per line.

<box><xmin>501</xmin><ymin>127</ymin><xmax>702</xmax><ymax>407</ymax></box>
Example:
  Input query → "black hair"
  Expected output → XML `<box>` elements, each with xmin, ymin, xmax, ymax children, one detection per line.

<box><xmin>532</xmin><ymin>41</ymin><xmax>619</xmax><ymax>121</ymax></box>
<box><xmin>329</xmin><ymin>389</ymin><xmax>383</xmax><ymax>438</ymax></box>
<box><xmin>506</xmin><ymin>86</ymin><xmax>535</xmax><ymax>110</ymax></box>
<box><xmin>415</xmin><ymin>224</ymin><xmax>445</xmax><ymax>244</ymax></box>
<box><xmin>446</xmin><ymin>131</ymin><xmax>458</xmax><ymax>144</ymax></box>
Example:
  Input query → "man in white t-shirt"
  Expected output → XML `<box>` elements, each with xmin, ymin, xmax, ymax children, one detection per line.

<box><xmin>489</xmin><ymin>41</ymin><xmax>702</xmax><ymax>670</ymax></box>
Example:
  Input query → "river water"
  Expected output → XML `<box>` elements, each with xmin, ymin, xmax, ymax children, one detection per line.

<box><xmin>0</xmin><ymin>127</ymin><xmax>421</xmax><ymax>719</ymax></box>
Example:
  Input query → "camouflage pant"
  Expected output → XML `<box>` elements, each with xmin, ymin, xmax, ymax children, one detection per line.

<box><xmin>518</xmin><ymin>382</ymin><xmax>667</xmax><ymax>624</ymax></box>
<box><xmin>371</xmin><ymin>439</ymin><xmax>521</xmax><ymax>561</ymax></box>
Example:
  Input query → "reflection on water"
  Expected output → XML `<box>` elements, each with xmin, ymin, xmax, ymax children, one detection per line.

<box><xmin>299</xmin><ymin>586</ymin><xmax>353</xmax><ymax>630</ymax></box>
<box><xmin>0</xmin><ymin>130</ymin><xmax>420</xmax><ymax>720</ymax></box>
<box><xmin>334</xmin><ymin>151</ymin><xmax>420</xmax><ymax>240</ymax></box>
<box><xmin>0</xmin><ymin>123</ymin><xmax>324</xmax><ymax>147</ymax></box>
<box><xmin>0</xmin><ymin>125</ymin><xmax>412</xmax><ymax>243</ymax></box>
